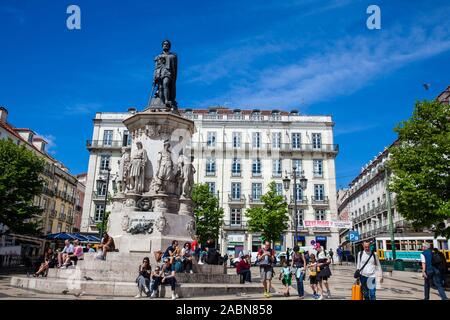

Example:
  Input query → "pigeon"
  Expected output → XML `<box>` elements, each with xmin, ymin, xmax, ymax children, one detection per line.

<box><xmin>62</xmin><ymin>290</ymin><xmax>69</xmax><ymax>294</ymax></box>
<box><xmin>84</xmin><ymin>276</ymin><xmax>94</xmax><ymax>281</ymax></box>
<box><xmin>423</xmin><ymin>83</ymin><xmax>431</xmax><ymax>90</ymax></box>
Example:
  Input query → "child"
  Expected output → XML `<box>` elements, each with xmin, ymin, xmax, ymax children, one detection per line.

<box><xmin>279</xmin><ymin>261</ymin><xmax>293</xmax><ymax>297</ymax></box>
<box><xmin>308</xmin><ymin>253</ymin><xmax>323</xmax><ymax>300</ymax></box>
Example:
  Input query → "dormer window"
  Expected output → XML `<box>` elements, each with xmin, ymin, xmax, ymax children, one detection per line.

<box><xmin>28</xmin><ymin>133</ymin><xmax>34</xmax><ymax>143</ymax></box>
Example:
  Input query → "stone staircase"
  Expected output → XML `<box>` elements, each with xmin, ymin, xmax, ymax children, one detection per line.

<box><xmin>10</xmin><ymin>252</ymin><xmax>261</xmax><ymax>298</ymax></box>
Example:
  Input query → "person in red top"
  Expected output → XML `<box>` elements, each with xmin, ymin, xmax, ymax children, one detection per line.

<box><xmin>191</xmin><ymin>235</ymin><xmax>200</xmax><ymax>261</ymax></box>
<box><xmin>236</xmin><ymin>253</ymin><xmax>252</xmax><ymax>283</ymax></box>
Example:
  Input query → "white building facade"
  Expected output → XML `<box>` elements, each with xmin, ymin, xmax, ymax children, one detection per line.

<box><xmin>81</xmin><ymin>107</ymin><xmax>340</xmax><ymax>255</ymax></box>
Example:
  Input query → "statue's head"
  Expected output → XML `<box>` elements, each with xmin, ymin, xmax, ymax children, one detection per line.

<box><xmin>136</xmin><ymin>141</ymin><xmax>143</xmax><ymax>149</ymax></box>
<box><xmin>163</xmin><ymin>139</ymin><xmax>170</xmax><ymax>149</ymax></box>
<box><xmin>162</xmin><ymin>40</ymin><xmax>171</xmax><ymax>51</ymax></box>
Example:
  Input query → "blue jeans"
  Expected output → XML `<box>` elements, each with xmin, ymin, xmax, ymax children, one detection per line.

<box><xmin>424</xmin><ymin>269</ymin><xmax>448</xmax><ymax>300</ymax></box>
<box><xmin>360</xmin><ymin>276</ymin><xmax>376</xmax><ymax>300</ymax></box>
<box><xmin>295</xmin><ymin>271</ymin><xmax>305</xmax><ymax>297</ymax></box>
<box><xmin>239</xmin><ymin>269</ymin><xmax>252</xmax><ymax>283</ymax></box>
<box><xmin>136</xmin><ymin>275</ymin><xmax>150</xmax><ymax>295</ymax></box>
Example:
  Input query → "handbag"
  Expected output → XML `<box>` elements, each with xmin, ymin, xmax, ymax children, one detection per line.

<box><xmin>351</xmin><ymin>280</ymin><xmax>363</xmax><ymax>300</ymax></box>
<box><xmin>354</xmin><ymin>251</ymin><xmax>374</xmax><ymax>279</ymax></box>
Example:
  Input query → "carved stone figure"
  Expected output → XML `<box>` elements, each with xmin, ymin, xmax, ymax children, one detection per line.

<box><xmin>152</xmin><ymin>40</ymin><xmax>178</xmax><ymax>110</ymax></box>
<box><xmin>117</xmin><ymin>147</ymin><xmax>131</xmax><ymax>193</ymax></box>
<box><xmin>128</xmin><ymin>221</ymin><xmax>154</xmax><ymax>235</ymax></box>
<box><xmin>182</xmin><ymin>156</ymin><xmax>196</xmax><ymax>198</ymax></box>
<box><xmin>129</xmin><ymin>141</ymin><xmax>148</xmax><ymax>193</ymax></box>
<box><xmin>150</xmin><ymin>140</ymin><xmax>174</xmax><ymax>194</ymax></box>
<box><xmin>155</xmin><ymin>216</ymin><xmax>167</xmax><ymax>234</ymax></box>
<box><xmin>121</xmin><ymin>215</ymin><xmax>130</xmax><ymax>231</ymax></box>
<box><xmin>186</xmin><ymin>219</ymin><xmax>196</xmax><ymax>238</ymax></box>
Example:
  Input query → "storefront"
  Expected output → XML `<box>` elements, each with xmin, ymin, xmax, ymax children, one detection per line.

<box><xmin>315</xmin><ymin>236</ymin><xmax>327</xmax><ymax>249</ymax></box>
<box><xmin>295</xmin><ymin>235</ymin><xmax>306</xmax><ymax>247</ymax></box>
<box><xmin>226</xmin><ymin>234</ymin><xmax>245</xmax><ymax>257</ymax></box>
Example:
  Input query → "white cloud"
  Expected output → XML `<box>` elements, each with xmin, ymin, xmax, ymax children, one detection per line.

<box><xmin>37</xmin><ymin>133</ymin><xmax>57</xmax><ymax>155</ymax></box>
<box><xmin>64</xmin><ymin>102</ymin><xmax>103</xmax><ymax>115</ymax></box>
<box><xmin>192</xmin><ymin>17</ymin><xmax>450</xmax><ymax>109</ymax></box>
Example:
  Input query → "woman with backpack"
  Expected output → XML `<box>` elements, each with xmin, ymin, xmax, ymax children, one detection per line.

<box><xmin>355</xmin><ymin>241</ymin><xmax>383</xmax><ymax>300</ymax></box>
<box><xmin>291</xmin><ymin>245</ymin><xmax>306</xmax><ymax>299</ymax></box>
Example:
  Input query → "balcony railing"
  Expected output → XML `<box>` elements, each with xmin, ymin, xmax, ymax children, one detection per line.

<box><xmin>67</xmin><ymin>215</ymin><xmax>74</xmax><ymax>224</ymax></box>
<box><xmin>86</xmin><ymin>140</ymin><xmax>125</xmax><ymax>149</ymax></box>
<box><xmin>228</xmin><ymin>194</ymin><xmax>246</xmax><ymax>204</ymax></box>
<box><xmin>89</xmin><ymin>217</ymin><xmax>102</xmax><ymax>226</ymax></box>
<box><xmin>59</xmin><ymin>213</ymin><xmax>66</xmax><ymax>221</ymax></box>
<box><xmin>289</xmin><ymin>196</ymin><xmax>308</xmax><ymax>205</ymax></box>
<box><xmin>231</xmin><ymin>171</ymin><xmax>242</xmax><ymax>177</ymax></box>
<box><xmin>92</xmin><ymin>191</ymin><xmax>107</xmax><ymax>200</ymax></box>
<box><xmin>248</xmin><ymin>195</ymin><xmax>263</xmax><ymax>204</ymax></box>
<box><xmin>189</xmin><ymin>142</ymin><xmax>339</xmax><ymax>154</ymax></box>
<box><xmin>223</xmin><ymin>220</ymin><xmax>247</xmax><ymax>230</ymax></box>
<box><xmin>205</xmin><ymin>170</ymin><xmax>216</xmax><ymax>177</ymax></box>
<box><xmin>42</xmin><ymin>186</ymin><xmax>55</xmax><ymax>197</ymax></box>
<box><xmin>49</xmin><ymin>209</ymin><xmax>57</xmax><ymax>218</ymax></box>
<box><xmin>311</xmin><ymin>196</ymin><xmax>329</xmax><ymax>205</ymax></box>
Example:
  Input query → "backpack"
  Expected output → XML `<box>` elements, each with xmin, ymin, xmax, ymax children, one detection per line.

<box><xmin>431</xmin><ymin>251</ymin><xmax>443</xmax><ymax>267</ymax></box>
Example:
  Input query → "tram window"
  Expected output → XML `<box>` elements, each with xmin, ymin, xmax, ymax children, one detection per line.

<box><xmin>401</xmin><ymin>240</ymin><xmax>408</xmax><ymax>251</ymax></box>
<box><xmin>394</xmin><ymin>240</ymin><xmax>400</xmax><ymax>250</ymax></box>
<box><xmin>377</xmin><ymin>240</ymin><xmax>383</xmax><ymax>250</ymax></box>
<box><xmin>411</xmin><ymin>241</ymin><xmax>417</xmax><ymax>251</ymax></box>
<box><xmin>438</xmin><ymin>240</ymin><xmax>448</xmax><ymax>250</ymax></box>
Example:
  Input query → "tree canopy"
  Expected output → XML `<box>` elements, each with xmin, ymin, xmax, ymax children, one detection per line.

<box><xmin>0</xmin><ymin>139</ymin><xmax>45</xmax><ymax>235</ymax></box>
<box><xmin>191</xmin><ymin>183</ymin><xmax>224</xmax><ymax>243</ymax></box>
<box><xmin>389</xmin><ymin>99</ymin><xmax>450</xmax><ymax>238</ymax></box>
<box><xmin>245</xmin><ymin>181</ymin><xmax>289</xmax><ymax>244</ymax></box>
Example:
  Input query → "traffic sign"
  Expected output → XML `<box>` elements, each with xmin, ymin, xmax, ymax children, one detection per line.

<box><xmin>349</xmin><ymin>231</ymin><xmax>360</xmax><ymax>242</ymax></box>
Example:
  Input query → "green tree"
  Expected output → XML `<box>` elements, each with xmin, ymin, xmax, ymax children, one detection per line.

<box><xmin>96</xmin><ymin>211</ymin><xmax>111</xmax><ymax>234</ymax></box>
<box><xmin>191</xmin><ymin>183</ymin><xmax>224</xmax><ymax>243</ymax></box>
<box><xmin>245</xmin><ymin>181</ymin><xmax>289</xmax><ymax>244</ymax></box>
<box><xmin>389</xmin><ymin>99</ymin><xmax>450</xmax><ymax>237</ymax></box>
<box><xmin>0</xmin><ymin>139</ymin><xmax>45</xmax><ymax>235</ymax></box>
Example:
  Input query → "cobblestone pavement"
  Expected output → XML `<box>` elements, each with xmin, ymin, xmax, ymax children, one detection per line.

<box><xmin>0</xmin><ymin>264</ymin><xmax>446</xmax><ymax>300</ymax></box>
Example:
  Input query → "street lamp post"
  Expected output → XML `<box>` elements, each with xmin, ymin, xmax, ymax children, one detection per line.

<box><xmin>384</xmin><ymin>167</ymin><xmax>396</xmax><ymax>260</ymax></box>
<box><xmin>100</xmin><ymin>167</ymin><xmax>111</xmax><ymax>240</ymax></box>
<box><xmin>283</xmin><ymin>168</ymin><xmax>307</xmax><ymax>247</ymax></box>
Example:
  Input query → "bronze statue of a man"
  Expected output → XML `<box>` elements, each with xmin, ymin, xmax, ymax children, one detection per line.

<box><xmin>153</xmin><ymin>40</ymin><xmax>178</xmax><ymax>110</ymax></box>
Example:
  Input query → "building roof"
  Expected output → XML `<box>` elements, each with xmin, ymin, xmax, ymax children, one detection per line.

<box><xmin>437</xmin><ymin>85</ymin><xmax>450</xmax><ymax>103</ymax></box>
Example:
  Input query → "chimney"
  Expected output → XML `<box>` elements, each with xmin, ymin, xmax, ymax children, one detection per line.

<box><xmin>0</xmin><ymin>107</ymin><xmax>8</xmax><ymax>122</ymax></box>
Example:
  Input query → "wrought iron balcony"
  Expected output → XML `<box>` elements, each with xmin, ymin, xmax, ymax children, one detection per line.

<box><xmin>223</xmin><ymin>220</ymin><xmax>247</xmax><ymax>230</ymax></box>
<box><xmin>311</xmin><ymin>196</ymin><xmax>329</xmax><ymax>206</ymax></box>
<box><xmin>228</xmin><ymin>194</ymin><xmax>246</xmax><ymax>204</ymax></box>
<box><xmin>86</xmin><ymin>140</ymin><xmax>124</xmax><ymax>150</ymax></box>
<box><xmin>248</xmin><ymin>194</ymin><xmax>263</xmax><ymax>204</ymax></box>
<box><xmin>289</xmin><ymin>196</ymin><xmax>308</xmax><ymax>205</ymax></box>
<box><xmin>92</xmin><ymin>191</ymin><xmax>107</xmax><ymax>200</ymax></box>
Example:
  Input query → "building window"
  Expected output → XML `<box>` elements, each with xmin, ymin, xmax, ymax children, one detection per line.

<box><xmin>275</xmin><ymin>183</ymin><xmax>283</xmax><ymax>196</ymax></box>
<box><xmin>232</xmin><ymin>132</ymin><xmax>241</xmax><ymax>148</ymax></box>
<box><xmin>314</xmin><ymin>184</ymin><xmax>325</xmax><ymax>201</ymax></box>
<box><xmin>60</xmin><ymin>204</ymin><xmax>65</xmax><ymax>215</ymax></box>
<box><xmin>252</xmin><ymin>183</ymin><xmax>262</xmax><ymax>200</ymax></box>
<box><xmin>272</xmin><ymin>132</ymin><xmax>281</xmax><ymax>149</ymax></box>
<box><xmin>123</xmin><ymin>130</ymin><xmax>132</xmax><ymax>146</ymax></box>
<box><xmin>273</xmin><ymin>159</ymin><xmax>282</xmax><ymax>176</ymax></box>
<box><xmin>295</xmin><ymin>209</ymin><xmax>304</xmax><ymax>227</ymax></box>
<box><xmin>231</xmin><ymin>183</ymin><xmax>241</xmax><ymax>200</ymax></box>
<box><xmin>313</xmin><ymin>159</ymin><xmax>323</xmax><ymax>177</ymax></box>
<box><xmin>207</xmin><ymin>132</ymin><xmax>216</xmax><ymax>147</ymax></box>
<box><xmin>103</xmin><ymin>130</ymin><xmax>113</xmax><ymax>146</ymax></box>
<box><xmin>206</xmin><ymin>157</ymin><xmax>216</xmax><ymax>175</ymax></box>
<box><xmin>252</xmin><ymin>158</ymin><xmax>262</xmax><ymax>176</ymax></box>
<box><xmin>94</xmin><ymin>204</ymin><xmax>105</xmax><ymax>222</ymax></box>
<box><xmin>57</xmin><ymin>223</ymin><xmax>62</xmax><ymax>233</ymax></box>
<box><xmin>232</xmin><ymin>158</ymin><xmax>241</xmax><ymax>175</ymax></box>
<box><xmin>312</xmin><ymin>133</ymin><xmax>322</xmax><ymax>149</ymax></box>
<box><xmin>231</xmin><ymin>208</ymin><xmax>242</xmax><ymax>226</ymax></box>
<box><xmin>96</xmin><ymin>180</ymin><xmax>107</xmax><ymax>196</ymax></box>
<box><xmin>100</xmin><ymin>155</ymin><xmax>110</xmax><ymax>171</ymax></box>
<box><xmin>252</xmin><ymin>132</ymin><xmax>261</xmax><ymax>148</ymax></box>
<box><xmin>292</xmin><ymin>159</ymin><xmax>302</xmax><ymax>173</ymax></box>
<box><xmin>206</xmin><ymin>182</ymin><xmax>216</xmax><ymax>195</ymax></box>
<box><xmin>315</xmin><ymin>210</ymin><xmax>326</xmax><ymax>221</ymax></box>
<box><xmin>65</xmin><ymin>225</ymin><xmax>70</xmax><ymax>233</ymax></box>
<box><xmin>295</xmin><ymin>183</ymin><xmax>303</xmax><ymax>201</ymax></box>
<box><xmin>47</xmin><ymin>221</ymin><xmax>53</xmax><ymax>234</ymax></box>
<box><xmin>28</xmin><ymin>133</ymin><xmax>34</xmax><ymax>143</ymax></box>
<box><xmin>292</xmin><ymin>133</ymin><xmax>301</xmax><ymax>149</ymax></box>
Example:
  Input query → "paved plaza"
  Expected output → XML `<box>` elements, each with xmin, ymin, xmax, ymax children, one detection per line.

<box><xmin>0</xmin><ymin>264</ymin><xmax>446</xmax><ymax>300</ymax></box>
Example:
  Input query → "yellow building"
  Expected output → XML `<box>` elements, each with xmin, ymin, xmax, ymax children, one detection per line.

<box><xmin>0</xmin><ymin>107</ymin><xmax>78</xmax><ymax>235</ymax></box>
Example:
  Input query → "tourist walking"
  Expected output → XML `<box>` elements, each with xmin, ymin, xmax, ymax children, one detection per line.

<box><xmin>279</xmin><ymin>261</ymin><xmax>293</xmax><ymax>297</ymax></box>
<box><xmin>317</xmin><ymin>246</ymin><xmax>332</xmax><ymax>298</ymax></box>
<box><xmin>135</xmin><ymin>257</ymin><xmax>151</xmax><ymax>298</ymax></box>
<box><xmin>355</xmin><ymin>241</ymin><xmax>383</xmax><ymax>300</ymax></box>
<box><xmin>337</xmin><ymin>246</ymin><xmax>343</xmax><ymax>265</ymax></box>
<box><xmin>307</xmin><ymin>253</ymin><xmax>322</xmax><ymax>299</ymax></box>
<box><xmin>329</xmin><ymin>248</ymin><xmax>334</xmax><ymax>264</ymax></box>
<box><xmin>291</xmin><ymin>245</ymin><xmax>306</xmax><ymax>299</ymax></box>
<box><xmin>257</xmin><ymin>241</ymin><xmax>275</xmax><ymax>298</ymax></box>
<box><xmin>421</xmin><ymin>243</ymin><xmax>447</xmax><ymax>300</ymax></box>
<box><xmin>236</xmin><ymin>253</ymin><xmax>252</xmax><ymax>283</ymax></box>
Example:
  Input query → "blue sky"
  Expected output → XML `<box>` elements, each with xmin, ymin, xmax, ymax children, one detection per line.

<box><xmin>1</xmin><ymin>0</ymin><xmax>449</xmax><ymax>189</ymax></box>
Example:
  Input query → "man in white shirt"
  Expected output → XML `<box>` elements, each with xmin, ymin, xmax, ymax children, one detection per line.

<box><xmin>356</xmin><ymin>241</ymin><xmax>383</xmax><ymax>300</ymax></box>
<box><xmin>57</xmin><ymin>240</ymin><xmax>74</xmax><ymax>267</ymax></box>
